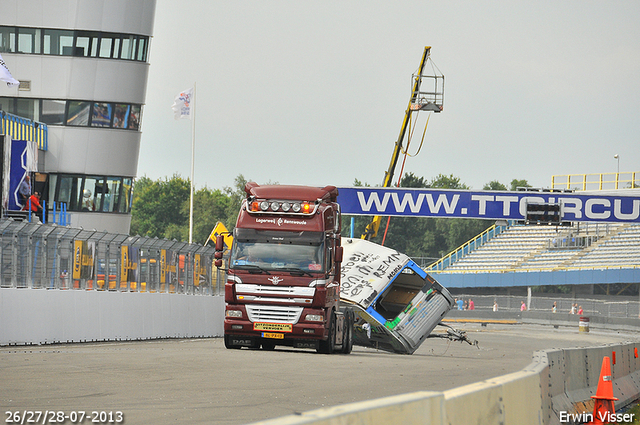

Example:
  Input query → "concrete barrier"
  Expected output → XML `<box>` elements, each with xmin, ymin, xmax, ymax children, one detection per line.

<box><xmin>248</xmin><ymin>342</ymin><xmax>640</xmax><ymax>425</ymax></box>
<box><xmin>443</xmin><ymin>370</ymin><xmax>543</xmax><ymax>425</ymax></box>
<box><xmin>0</xmin><ymin>288</ymin><xmax>225</xmax><ymax>345</ymax></box>
<box><xmin>249</xmin><ymin>392</ymin><xmax>445</xmax><ymax>425</ymax></box>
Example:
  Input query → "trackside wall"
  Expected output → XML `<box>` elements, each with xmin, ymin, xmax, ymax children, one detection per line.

<box><xmin>249</xmin><ymin>341</ymin><xmax>640</xmax><ymax>425</ymax></box>
<box><xmin>0</xmin><ymin>288</ymin><xmax>224</xmax><ymax>345</ymax></box>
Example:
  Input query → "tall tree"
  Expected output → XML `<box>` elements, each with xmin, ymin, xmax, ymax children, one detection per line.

<box><xmin>130</xmin><ymin>174</ymin><xmax>248</xmax><ymax>243</ymax></box>
<box><xmin>130</xmin><ymin>174</ymin><xmax>190</xmax><ymax>239</ymax></box>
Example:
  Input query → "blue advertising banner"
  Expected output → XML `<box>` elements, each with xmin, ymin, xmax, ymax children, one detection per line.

<box><xmin>337</xmin><ymin>187</ymin><xmax>640</xmax><ymax>223</ymax></box>
<box><xmin>8</xmin><ymin>139</ymin><xmax>28</xmax><ymax>211</ymax></box>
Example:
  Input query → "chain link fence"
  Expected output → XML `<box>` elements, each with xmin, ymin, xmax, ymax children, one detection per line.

<box><xmin>0</xmin><ymin>219</ymin><xmax>226</xmax><ymax>295</ymax></box>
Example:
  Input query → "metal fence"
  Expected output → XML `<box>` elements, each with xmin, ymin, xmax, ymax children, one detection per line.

<box><xmin>0</xmin><ymin>219</ymin><xmax>225</xmax><ymax>295</ymax></box>
<box><xmin>451</xmin><ymin>294</ymin><xmax>640</xmax><ymax>319</ymax></box>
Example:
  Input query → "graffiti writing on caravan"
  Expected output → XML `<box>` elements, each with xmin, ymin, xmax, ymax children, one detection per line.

<box><xmin>336</xmin><ymin>187</ymin><xmax>640</xmax><ymax>223</ymax></box>
<box><xmin>255</xmin><ymin>218</ymin><xmax>308</xmax><ymax>226</ymax></box>
<box><xmin>340</xmin><ymin>250</ymin><xmax>403</xmax><ymax>297</ymax></box>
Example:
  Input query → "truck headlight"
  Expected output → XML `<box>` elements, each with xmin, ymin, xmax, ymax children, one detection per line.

<box><xmin>226</xmin><ymin>310</ymin><xmax>243</xmax><ymax>318</ymax></box>
<box><xmin>305</xmin><ymin>314</ymin><xmax>323</xmax><ymax>322</ymax></box>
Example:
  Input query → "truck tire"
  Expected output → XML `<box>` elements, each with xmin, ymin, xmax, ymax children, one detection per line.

<box><xmin>317</xmin><ymin>310</ymin><xmax>336</xmax><ymax>354</ymax></box>
<box><xmin>341</xmin><ymin>310</ymin><xmax>353</xmax><ymax>354</ymax></box>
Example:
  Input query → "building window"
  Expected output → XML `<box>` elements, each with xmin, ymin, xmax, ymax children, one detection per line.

<box><xmin>43</xmin><ymin>29</ymin><xmax>74</xmax><ymax>56</ymax></box>
<box><xmin>74</xmin><ymin>34</ymin><xmax>91</xmax><ymax>57</ymax></box>
<box><xmin>102</xmin><ymin>177</ymin><xmax>123</xmax><ymax>212</ymax></box>
<box><xmin>82</xmin><ymin>176</ymin><xmax>105</xmax><ymax>211</ymax></box>
<box><xmin>50</xmin><ymin>174</ymin><xmax>132</xmax><ymax>213</ymax></box>
<box><xmin>0</xmin><ymin>26</ymin><xmax>149</xmax><ymax>62</ymax></box>
<box><xmin>41</xmin><ymin>100</ymin><xmax>66</xmax><ymax>125</ymax></box>
<box><xmin>17</xmin><ymin>28</ymin><xmax>41</xmax><ymax>54</ymax></box>
<box><xmin>1</xmin><ymin>97</ymin><xmax>143</xmax><ymax>131</ymax></box>
<box><xmin>0</xmin><ymin>97</ymin><xmax>12</xmax><ymax>112</ymax></box>
<box><xmin>91</xmin><ymin>102</ymin><xmax>112</xmax><ymax>127</ymax></box>
<box><xmin>16</xmin><ymin>98</ymin><xmax>38</xmax><ymax>121</ymax></box>
<box><xmin>56</xmin><ymin>175</ymin><xmax>82</xmax><ymax>211</ymax></box>
<box><xmin>99</xmin><ymin>36</ymin><xmax>113</xmax><ymax>58</ymax></box>
<box><xmin>136</xmin><ymin>38</ymin><xmax>147</xmax><ymax>62</ymax></box>
<box><xmin>67</xmin><ymin>101</ymin><xmax>91</xmax><ymax>126</ymax></box>
<box><xmin>120</xmin><ymin>35</ymin><xmax>134</xmax><ymax>60</ymax></box>
<box><xmin>120</xmin><ymin>178</ymin><xmax>133</xmax><ymax>213</ymax></box>
<box><xmin>0</xmin><ymin>26</ymin><xmax>15</xmax><ymax>53</ymax></box>
<box><xmin>128</xmin><ymin>105</ymin><xmax>141</xmax><ymax>130</ymax></box>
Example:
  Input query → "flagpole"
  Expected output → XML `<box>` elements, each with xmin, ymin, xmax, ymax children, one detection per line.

<box><xmin>188</xmin><ymin>82</ymin><xmax>196</xmax><ymax>244</ymax></box>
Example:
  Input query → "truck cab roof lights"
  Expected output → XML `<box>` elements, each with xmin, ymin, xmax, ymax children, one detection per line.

<box><xmin>247</xmin><ymin>199</ymin><xmax>318</xmax><ymax>215</ymax></box>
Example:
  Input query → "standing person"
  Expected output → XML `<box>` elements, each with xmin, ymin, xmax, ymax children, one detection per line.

<box><xmin>18</xmin><ymin>175</ymin><xmax>31</xmax><ymax>207</ymax></box>
<box><xmin>493</xmin><ymin>300</ymin><xmax>498</xmax><ymax>312</ymax></box>
<box><xmin>23</xmin><ymin>191</ymin><xmax>43</xmax><ymax>221</ymax></box>
<box><xmin>468</xmin><ymin>298</ymin><xmax>475</xmax><ymax>310</ymax></box>
<box><xmin>520</xmin><ymin>300</ymin><xmax>527</xmax><ymax>312</ymax></box>
<box><xmin>456</xmin><ymin>298</ymin><xmax>464</xmax><ymax>310</ymax></box>
<box><xmin>552</xmin><ymin>301</ymin><xmax>557</xmax><ymax>313</ymax></box>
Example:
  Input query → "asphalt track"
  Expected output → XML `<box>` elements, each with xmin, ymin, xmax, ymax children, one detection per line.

<box><xmin>1</xmin><ymin>324</ymin><xmax>638</xmax><ymax>425</ymax></box>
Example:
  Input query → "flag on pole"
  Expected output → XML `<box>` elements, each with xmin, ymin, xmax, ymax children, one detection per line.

<box><xmin>171</xmin><ymin>88</ymin><xmax>193</xmax><ymax>119</ymax></box>
<box><xmin>0</xmin><ymin>53</ymin><xmax>20</xmax><ymax>87</ymax></box>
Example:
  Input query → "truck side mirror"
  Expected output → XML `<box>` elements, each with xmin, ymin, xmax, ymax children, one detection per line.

<box><xmin>335</xmin><ymin>246</ymin><xmax>343</xmax><ymax>263</ymax></box>
<box><xmin>215</xmin><ymin>234</ymin><xmax>224</xmax><ymax>252</ymax></box>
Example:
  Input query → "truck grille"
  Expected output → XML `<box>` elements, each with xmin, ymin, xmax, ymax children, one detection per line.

<box><xmin>246</xmin><ymin>305</ymin><xmax>304</xmax><ymax>324</ymax></box>
<box><xmin>236</xmin><ymin>284</ymin><xmax>315</xmax><ymax>297</ymax></box>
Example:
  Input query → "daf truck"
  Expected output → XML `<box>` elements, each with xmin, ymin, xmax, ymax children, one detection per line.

<box><xmin>216</xmin><ymin>182</ymin><xmax>353</xmax><ymax>354</ymax></box>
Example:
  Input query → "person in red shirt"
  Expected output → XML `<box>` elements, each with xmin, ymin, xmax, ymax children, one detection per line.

<box><xmin>22</xmin><ymin>191</ymin><xmax>43</xmax><ymax>221</ymax></box>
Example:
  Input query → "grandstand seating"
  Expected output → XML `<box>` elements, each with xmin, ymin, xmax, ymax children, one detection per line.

<box><xmin>439</xmin><ymin>222</ymin><xmax>639</xmax><ymax>272</ymax></box>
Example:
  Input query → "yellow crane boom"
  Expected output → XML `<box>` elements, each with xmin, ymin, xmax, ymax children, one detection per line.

<box><xmin>361</xmin><ymin>46</ymin><xmax>444</xmax><ymax>239</ymax></box>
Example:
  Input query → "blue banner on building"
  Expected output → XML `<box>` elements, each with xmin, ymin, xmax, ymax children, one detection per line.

<box><xmin>8</xmin><ymin>139</ymin><xmax>28</xmax><ymax>210</ymax></box>
<box><xmin>337</xmin><ymin>187</ymin><xmax>640</xmax><ymax>223</ymax></box>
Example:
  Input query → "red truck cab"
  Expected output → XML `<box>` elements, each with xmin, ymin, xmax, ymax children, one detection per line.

<box><xmin>219</xmin><ymin>182</ymin><xmax>352</xmax><ymax>354</ymax></box>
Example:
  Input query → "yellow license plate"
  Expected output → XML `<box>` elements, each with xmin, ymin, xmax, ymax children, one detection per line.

<box><xmin>262</xmin><ymin>332</ymin><xmax>285</xmax><ymax>339</ymax></box>
<box><xmin>253</xmin><ymin>322</ymin><xmax>292</xmax><ymax>332</ymax></box>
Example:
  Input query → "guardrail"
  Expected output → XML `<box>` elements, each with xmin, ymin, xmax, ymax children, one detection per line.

<box><xmin>551</xmin><ymin>171</ymin><xmax>639</xmax><ymax>191</ymax></box>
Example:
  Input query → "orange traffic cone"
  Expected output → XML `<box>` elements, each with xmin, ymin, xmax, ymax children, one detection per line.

<box><xmin>587</xmin><ymin>356</ymin><xmax>618</xmax><ymax>425</ymax></box>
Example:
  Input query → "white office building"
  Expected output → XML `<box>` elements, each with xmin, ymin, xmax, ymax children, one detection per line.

<box><xmin>0</xmin><ymin>0</ymin><xmax>157</xmax><ymax>233</ymax></box>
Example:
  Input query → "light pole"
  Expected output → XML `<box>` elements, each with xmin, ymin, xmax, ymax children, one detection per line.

<box><xmin>614</xmin><ymin>154</ymin><xmax>620</xmax><ymax>189</ymax></box>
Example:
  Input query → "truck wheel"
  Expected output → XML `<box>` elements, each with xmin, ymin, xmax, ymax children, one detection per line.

<box><xmin>317</xmin><ymin>311</ymin><xmax>336</xmax><ymax>354</ymax></box>
<box><xmin>341</xmin><ymin>310</ymin><xmax>353</xmax><ymax>354</ymax></box>
<box><xmin>224</xmin><ymin>335</ymin><xmax>241</xmax><ymax>349</ymax></box>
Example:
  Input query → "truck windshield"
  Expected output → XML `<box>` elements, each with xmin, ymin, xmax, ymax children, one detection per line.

<box><xmin>230</xmin><ymin>229</ymin><xmax>325</xmax><ymax>273</ymax></box>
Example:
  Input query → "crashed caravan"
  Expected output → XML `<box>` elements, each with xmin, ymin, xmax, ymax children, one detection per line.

<box><xmin>340</xmin><ymin>238</ymin><xmax>455</xmax><ymax>354</ymax></box>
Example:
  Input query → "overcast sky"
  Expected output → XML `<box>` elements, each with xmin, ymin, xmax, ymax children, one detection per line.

<box><xmin>139</xmin><ymin>1</ymin><xmax>640</xmax><ymax>191</ymax></box>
